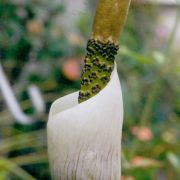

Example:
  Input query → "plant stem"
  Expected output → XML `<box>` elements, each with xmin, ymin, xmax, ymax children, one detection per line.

<box><xmin>92</xmin><ymin>0</ymin><xmax>131</xmax><ymax>43</ymax></box>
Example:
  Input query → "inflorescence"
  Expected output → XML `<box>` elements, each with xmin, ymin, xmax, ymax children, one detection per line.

<box><xmin>78</xmin><ymin>39</ymin><xmax>119</xmax><ymax>103</ymax></box>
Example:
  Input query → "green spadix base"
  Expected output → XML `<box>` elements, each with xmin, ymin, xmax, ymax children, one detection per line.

<box><xmin>78</xmin><ymin>39</ymin><xmax>119</xmax><ymax>103</ymax></box>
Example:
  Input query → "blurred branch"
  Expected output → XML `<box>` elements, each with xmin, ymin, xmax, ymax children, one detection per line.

<box><xmin>0</xmin><ymin>130</ymin><xmax>45</xmax><ymax>153</ymax></box>
<box><xmin>10</xmin><ymin>152</ymin><xmax>48</xmax><ymax>166</ymax></box>
<box><xmin>140</xmin><ymin>80</ymin><xmax>161</xmax><ymax>125</ymax></box>
<box><xmin>118</xmin><ymin>46</ymin><xmax>153</xmax><ymax>64</ymax></box>
<box><xmin>0</xmin><ymin>157</ymin><xmax>36</xmax><ymax>180</ymax></box>
<box><xmin>165</xmin><ymin>0</ymin><xmax>180</xmax><ymax>56</ymax></box>
<box><xmin>0</xmin><ymin>63</ymin><xmax>45</xmax><ymax>124</ymax></box>
<box><xmin>0</xmin><ymin>93</ymin><xmax>57</xmax><ymax>124</ymax></box>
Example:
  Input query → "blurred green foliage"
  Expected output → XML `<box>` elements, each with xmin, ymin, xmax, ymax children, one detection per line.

<box><xmin>0</xmin><ymin>0</ymin><xmax>179</xmax><ymax>179</ymax></box>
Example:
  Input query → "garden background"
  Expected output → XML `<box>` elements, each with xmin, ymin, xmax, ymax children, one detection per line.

<box><xmin>0</xmin><ymin>0</ymin><xmax>179</xmax><ymax>179</ymax></box>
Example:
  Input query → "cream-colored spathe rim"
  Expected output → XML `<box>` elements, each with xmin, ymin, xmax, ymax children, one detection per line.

<box><xmin>48</xmin><ymin>63</ymin><xmax>122</xmax><ymax>120</ymax></box>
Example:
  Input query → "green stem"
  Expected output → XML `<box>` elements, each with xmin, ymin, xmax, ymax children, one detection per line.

<box><xmin>92</xmin><ymin>0</ymin><xmax>131</xmax><ymax>43</ymax></box>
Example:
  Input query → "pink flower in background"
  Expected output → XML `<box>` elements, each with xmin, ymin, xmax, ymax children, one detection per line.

<box><xmin>131</xmin><ymin>156</ymin><xmax>145</xmax><ymax>167</ymax></box>
<box><xmin>62</xmin><ymin>58</ymin><xmax>81</xmax><ymax>81</ymax></box>
<box><xmin>155</xmin><ymin>26</ymin><xmax>167</xmax><ymax>40</ymax></box>
<box><xmin>68</xmin><ymin>33</ymin><xmax>84</xmax><ymax>46</ymax></box>
<box><xmin>131</xmin><ymin>156</ymin><xmax>161</xmax><ymax>168</ymax></box>
<box><xmin>131</xmin><ymin>126</ymin><xmax>153</xmax><ymax>141</ymax></box>
<box><xmin>26</xmin><ymin>20</ymin><xmax>43</xmax><ymax>35</ymax></box>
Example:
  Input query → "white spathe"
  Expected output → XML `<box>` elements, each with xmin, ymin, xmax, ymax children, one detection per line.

<box><xmin>47</xmin><ymin>64</ymin><xmax>123</xmax><ymax>180</ymax></box>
